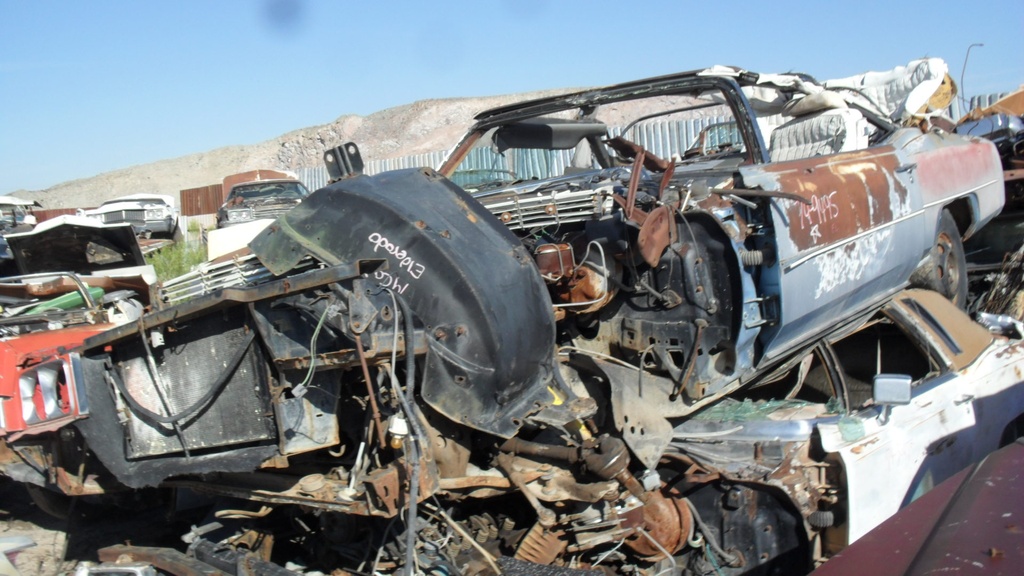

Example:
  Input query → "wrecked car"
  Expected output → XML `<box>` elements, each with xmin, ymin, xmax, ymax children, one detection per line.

<box><xmin>0</xmin><ymin>60</ymin><xmax>1019</xmax><ymax>576</ymax></box>
<box><xmin>0</xmin><ymin>197</ymin><xmax>40</xmax><ymax>235</ymax></box>
<box><xmin>216</xmin><ymin>169</ymin><xmax>309</xmax><ymax>228</ymax></box>
<box><xmin>0</xmin><ymin>216</ymin><xmax>155</xmax><ymax>508</ymax></box>
<box><xmin>77</xmin><ymin>193</ymin><xmax>179</xmax><ymax>239</ymax></box>
<box><xmin>0</xmin><ymin>216</ymin><xmax>156</xmax><ymax>420</ymax></box>
<box><xmin>956</xmin><ymin>88</ymin><xmax>1024</xmax><ymax>270</ymax></box>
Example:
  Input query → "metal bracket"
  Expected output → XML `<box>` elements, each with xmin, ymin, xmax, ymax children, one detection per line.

<box><xmin>324</xmin><ymin>142</ymin><xmax>365</xmax><ymax>182</ymax></box>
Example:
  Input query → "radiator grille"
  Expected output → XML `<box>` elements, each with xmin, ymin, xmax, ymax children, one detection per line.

<box><xmin>115</xmin><ymin>307</ymin><xmax>276</xmax><ymax>458</ymax></box>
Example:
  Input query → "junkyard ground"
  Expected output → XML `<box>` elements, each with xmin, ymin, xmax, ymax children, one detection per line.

<box><xmin>0</xmin><ymin>478</ymin><xmax>183</xmax><ymax>575</ymax></box>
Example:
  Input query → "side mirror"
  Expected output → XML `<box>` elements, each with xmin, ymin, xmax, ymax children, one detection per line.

<box><xmin>873</xmin><ymin>374</ymin><xmax>912</xmax><ymax>405</ymax></box>
<box><xmin>873</xmin><ymin>373</ymin><xmax>912</xmax><ymax>424</ymax></box>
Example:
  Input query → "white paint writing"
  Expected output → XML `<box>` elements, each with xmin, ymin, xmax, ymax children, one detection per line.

<box><xmin>366</xmin><ymin>232</ymin><xmax>428</xmax><ymax>295</ymax></box>
<box><xmin>374</xmin><ymin>270</ymin><xmax>408</xmax><ymax>294</ymax></box>
<box><xmin>800</xmin><ymin>191</ymin><xmax>840</xmax><ymax>234</ymax></box>
<box><xmin>813</xmin><ymin>229</ymin><xmax>892</xmax><ymax>299</ymax></box>
<box><xmin>367</xmin><ymin>232</ymin><xmax>426</xmax><ymax>279</ymax></box>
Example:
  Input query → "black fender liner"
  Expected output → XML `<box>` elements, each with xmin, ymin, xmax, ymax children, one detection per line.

<box><xmin>250</xmin><ymin>168</ymin><xmax>560</xmax><ymax>437</ymax></box>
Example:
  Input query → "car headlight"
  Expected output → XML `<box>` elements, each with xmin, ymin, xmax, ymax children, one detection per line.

<box><xmin>145</xmin><ymin>208</ymin><xmax>166</xmax><ymax>220</ymax></box>
<box><xmin>227</xmin><ymin>208</ymin><xmax>254</xmax><ymax>222</ymax></box>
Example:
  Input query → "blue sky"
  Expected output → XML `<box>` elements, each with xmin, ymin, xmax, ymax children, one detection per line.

<box><xmin>2</xmin><ymin>0</ymin><xmax>1022</xmax><ymax>194</ymax></box>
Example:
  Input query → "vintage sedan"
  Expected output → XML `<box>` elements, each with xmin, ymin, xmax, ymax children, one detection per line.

<box><xmin>439</xmin><ymin>57</ymin><xmax>1004</xmax><ymax>408</ymax></box>
<box><xmin>216</xmin><ymin>172</ymin><xmax>309</xmax><ymax>228</ymax></box>
<box><xmin>77</xmin><ymin>193</ymin><xmax>179</xmax><ymax>238</ymax></box>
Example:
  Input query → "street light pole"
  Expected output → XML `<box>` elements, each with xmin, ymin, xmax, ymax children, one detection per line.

<box><xmin>960</xmin><ymin>42</ymin><xmax>984</xmax><ymax>114</ymax></box>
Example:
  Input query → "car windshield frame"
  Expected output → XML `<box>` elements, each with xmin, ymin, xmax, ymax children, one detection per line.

<box><xmin>228</xmin><ymin>181</ymin><xmax>309</xmax><ymax>202</ymax></box>
<box><xmin>440</xmin><ymin>74</ymin><xmax>769</xmax><ymax>184</ymax></box>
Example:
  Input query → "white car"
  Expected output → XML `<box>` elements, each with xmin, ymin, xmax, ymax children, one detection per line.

<box><xmin>77</xmin><ymin>193</ymin><xmax>178</xmax><ymax>238</ymax></box>
<box><xmin>670</xmin><ymin>289</ymin><xmax>1024</xmax><ymax>567</ymax></box>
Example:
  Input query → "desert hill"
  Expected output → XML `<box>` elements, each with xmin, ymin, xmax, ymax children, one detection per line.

<box><xmin>10</xmin><ymin>88</ymin><xmax>573</xmax><ymax>210</ymax></box>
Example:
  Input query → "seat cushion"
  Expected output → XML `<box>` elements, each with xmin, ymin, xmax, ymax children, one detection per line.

<box><xmin>769</xmin><ymin>108</ymin><xmax>868</xmax><ymax>162</ymax></box>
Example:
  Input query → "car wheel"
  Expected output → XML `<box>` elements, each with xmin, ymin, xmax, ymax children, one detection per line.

<box><xmin>25</xmin><ymin>484</ymin><xmax>73</xmax><ymax>520</ymax></box>
<box><xmin>910</xmin><ymin>209</ymin><xmax>967</xmax><ymax>308</ymax></box>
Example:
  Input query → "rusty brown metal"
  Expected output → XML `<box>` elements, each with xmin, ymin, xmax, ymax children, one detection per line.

<box><xmin>32</xmin><ymin>208</ymin><xmax>79</xmax><ymax>222</ymax></box>
<box><xmin>638</xmin><ymin>205</ymin><xmax>676</xmax><ymax>267</ymax></box>
<box><xmin>97</xmin><ymin>544</ymin><xmax>227</xmax><ymax>575</ymax></box>
<box><xmin>438</xmin><ymin>476</ymin><xmax>513</xmax><ymax>490</ymax></box>
<box><xmin>535</xmin><ymin>243</ymin><xmax>575</xmax><ymax>281</ymax></box>
<box><xmin>514</xmin><ymin>522</ymin><xmax>567</xmax><ymax>565</ymax></box>
<box><xmin>670</xmin><ymin>319</ymin><xmax>706</xmax><ymax>401</ymax></box>
<box><xmin>364</xmin><ymin>465</ymin><xmax>403</xmax><ymax>517</ymax></box>
<box><xmin>623</xmin><ymin>488</ymin><xmax>693</xmax><ymax>560</ymax></box>
<box><xmin>354</xmin><ymin>333</ymin><xmax>387</xmax><ymax>450</ymax></box>
<box><xmin>568</xmin><ymin>266</ymin><xmax>613</xmax><ymax>311</ymax></box>
<box><xmin>763</xmin><ymin>147</ymin><xmax>906</xmax><ymax>252</ymax></box>
<box><xmin>658</xmin><ymin>162</ymin><xmax>676</xmax><ymax>197</ymax></box>
<box><xmin>180</xmin><ymin>184</ymin><xmax>223</xmax><ymax>216</ymax></box>
<box><xmin>360</xmin><ymin>455</ymin><xmax>440</xmax><ymax>518</ymax></box>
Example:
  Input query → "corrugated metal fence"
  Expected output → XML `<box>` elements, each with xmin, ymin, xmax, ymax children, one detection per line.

<box><xmin>293</xmin><ymin>150</ymin><xmax>450</xmax><ymax>192</ymax></box>
<box><xmin>293</xmin><ymin>117</ymin><xmax>731</xmax><ymax>196</ymax></box>
<box><xmin>179</xmin><ymin>91</ymin><xmax>1010</xmax><ymax>216</ymax></box>
<box><xmin>34</xmin><ymin>208</ymin><xmax>81</xmax><ymax>222</ymax></box>
<box><xmin>180</xmin><ymin>184</ymin><xmax>223</xmax><ymax>217</ymax></box>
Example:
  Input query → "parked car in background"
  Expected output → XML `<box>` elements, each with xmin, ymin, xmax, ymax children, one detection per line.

<box><xmin>77</xmin><ymin>194</ymin><xmax>178</xmax><ymax>239</ymax></box>
<box><xmin>216</xmin><ymin>170</ymin><xmax>309</xmax><ymax>228</ymax></box>
<box><xmin>0</xmin><ymin>196</ymin><xmax>40</xmax><ymax>234</ymax></box>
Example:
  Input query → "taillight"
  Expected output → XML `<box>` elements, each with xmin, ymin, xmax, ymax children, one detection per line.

<box><xmin>3</xmin><ymin>353</ymin><xmax>87</xmax><ymax>434</ymax></box>
<box><xmin>19</xmin><ymin>361</ymin><xmax>70</xmax><ymax>424</ymax></box>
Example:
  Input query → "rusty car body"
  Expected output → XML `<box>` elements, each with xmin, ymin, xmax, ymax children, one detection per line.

<box><xmin>216</xmin><ymin>169</ymin><xmax>310</xmax><ymax>229</ymax></box>
<box><xmin>0</xmin><ymin>61</ymin><xmax>1018</xmax><ymax>575</ymax></box>
<box><xmin>0</xmin><ymin>217</ymin><xmax>155</xmax><ymax>437</ymax></box>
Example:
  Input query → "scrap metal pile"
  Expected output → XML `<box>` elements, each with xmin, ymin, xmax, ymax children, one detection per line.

<box><xmin>2</xmin><ymin>60</ymin><xmax>1023</xmax><ymax>576</ymax></box>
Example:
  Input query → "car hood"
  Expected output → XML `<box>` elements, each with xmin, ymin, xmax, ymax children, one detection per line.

<box><xmin>4</xmin><ymin>216</ymin><xmax>147</xmax><ymax>275</ymax></box>
<box><xmin>83</xmin><ymin>200</ymin><xmax>170</xmax><ymax>215</ymax></box>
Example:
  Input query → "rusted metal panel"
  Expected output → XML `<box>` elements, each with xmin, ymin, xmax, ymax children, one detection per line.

<box><xmin>741</xmin><ymin>144</ymin><xmax>925</xmax><ymax>359</ymax></box>
<box><xmin>760</xmin><ymin>147</ymin><xmax>906</xmax><ymax>253</ymax></box>
<box><xmin>33</xmin><ymin>208</ymin><xmax>80</xmax><ymax>222</ymax></box>
<box><xmin>180</xmin><ymin>184</ymin><xmax>221</xmax><ymax>216</ymax></box>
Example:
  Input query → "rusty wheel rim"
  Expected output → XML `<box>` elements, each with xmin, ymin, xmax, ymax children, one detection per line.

<box><xmin>936</xmin><ymin>231</ymin><xmax>960</xmax><ymax>300</ymax></box>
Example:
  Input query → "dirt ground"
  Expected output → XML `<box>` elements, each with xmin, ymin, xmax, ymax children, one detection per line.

<box><xmin>0</xmin><ymin>478</ymin><xmax>184</xmax><ymax>575</ymax></box>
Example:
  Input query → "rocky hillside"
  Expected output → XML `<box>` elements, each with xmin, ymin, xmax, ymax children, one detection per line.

<box><xmin>12</xmin><ymin>89</ymin><xmax>573</xmax><ymax>210</ymax></box>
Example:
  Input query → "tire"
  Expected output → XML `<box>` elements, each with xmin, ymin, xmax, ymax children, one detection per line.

<box><xmin>910</xmin><ymin>209</ymin><xmax>968</xmax><ymax>308</ymax></box>
<box><xmin>25</xmin><ymin>484</ymin><xmax>73</xmax><ymax>520</ymax></box>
